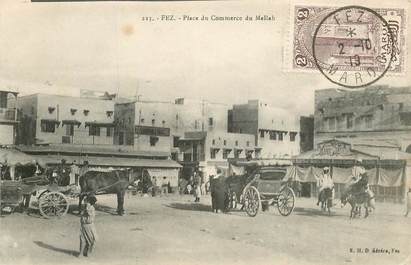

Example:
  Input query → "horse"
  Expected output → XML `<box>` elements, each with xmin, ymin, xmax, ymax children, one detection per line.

<box><xmin>79</xmin><ymin>169</ymin><xmax>133</xmax><ymax>216</ymax></box>
<box><xmin>319</xmin><ymin>187</ymin><xmax>333</xmax><ymax>215</ymax></box>
<box><xmin>341</xmin><ymin>189</ymin><xmax>375</xmax><ymax>219</ymax></box>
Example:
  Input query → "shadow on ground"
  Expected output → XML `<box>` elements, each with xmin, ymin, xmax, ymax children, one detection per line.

<box><xmin>94</xmin><ymin>204</ymin><xmax>118</xmax><ymax>216</ymax></box>
<box><xmin>293</xmin><ymin>207</ymin><xmax>338</xmax><ymax>217</ymax></box>
<box><xmin>33</xmin><ymin>241</ymin><xmax>77</xmax><ymax>256</ymax></box>
<box><xmin>165</xmin><ymin>202</ymin><xmax>212</xmax><ymax>212</ymax></box>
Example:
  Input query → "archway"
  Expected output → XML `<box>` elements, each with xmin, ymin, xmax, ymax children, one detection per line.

<box><xmin>406</xmin><ymin>144</ymin><xmax>411</xmax><ymax>153</ymax></box>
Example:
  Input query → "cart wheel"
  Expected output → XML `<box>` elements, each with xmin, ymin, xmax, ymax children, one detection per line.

<box><xmin>277</xmin><ymin>187</ymin><xmax>295</xmax><ymax>216</ymax></box>
<box><xmin>243</xmin><ymin>186</ymin><xmax>260</xmax><ymax>217</ymax></box>
<box><xmin>39</xmin><ymin>192</ymin><xmax>69</xmax><ymax>218</ymax></box>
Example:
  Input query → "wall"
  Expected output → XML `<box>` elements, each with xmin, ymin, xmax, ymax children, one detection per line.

<box><xmin>174</xmin><ymin>98</ymin><xmax>229</xmax><ymax>136</ymax></box>
<box><xmin>314</xmin><ymin>86</ymin><xmax>411</xmax><ymax>151</ymax></box>
<box><xmin>229</xmin><ymin>100</ymin><xmax>301</xmax><ymax>158</ymax></box>
<box><xmin>204</xmin><ymin>132</ymin><xmax>255</xmax><ymax>161</ymax></box>
<box><xmin>18</xmin><ymin>94</ymin><xmax>115</xmax><ymax>145</ymax></box>
<box><xmin>0</xmin><ymin>125</ymin><xmax>14</xmax><ymax>145</ymax></box>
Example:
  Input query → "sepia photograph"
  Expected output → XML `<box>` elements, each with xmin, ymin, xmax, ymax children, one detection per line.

<box><xmin>0</xmin><ymin>0</ymin><xmax>410</xmax><ymax>265</ymax></box>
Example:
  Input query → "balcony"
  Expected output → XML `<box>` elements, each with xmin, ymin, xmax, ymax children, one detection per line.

<box><xmin>0</xmin><ymin>108</ymin><xmax>17</xmax><ymax>122</ymax></box>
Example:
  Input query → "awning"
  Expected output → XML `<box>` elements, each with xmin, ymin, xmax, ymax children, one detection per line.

<box><xmin>85</xmin><ymin>121</ymin><xmax>115</xmax><ymax>127</ymax></box>
<box><xmin>62</xmin><ymin>120</ymin><xmax>82</xmax><ymax>127</ymax></box>
<box><xmin>32</xmin><ymin>154</ymin><xmax>182</xmax><ymax>168</ymax></box>
<box><xmin>40</xmin><ymin>119</ymin><xmax>60</xmax><ymax>126</ymax></box>
<box><xmin>0</xmin><ymin>148</ymin><xmax>46</xmax><ymax>167</ymax></box>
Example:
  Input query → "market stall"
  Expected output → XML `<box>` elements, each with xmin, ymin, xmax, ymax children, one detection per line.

<box><xmin>290</xmin><ymin>139</ymin><xmax>411</xmax><ymax>202</ymax></box>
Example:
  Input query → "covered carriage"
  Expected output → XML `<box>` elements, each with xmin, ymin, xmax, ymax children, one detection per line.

<box><xmin>226</xmin><ymin>159</ymin><xmax>296</xmax><ymax>217</ymax></box>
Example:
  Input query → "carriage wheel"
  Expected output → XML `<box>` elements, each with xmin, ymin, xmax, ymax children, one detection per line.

<box><xmin>39</xmin><ymin>192</ymin><xmax>69</xmax><ymax>218</ymax></box>
<box><xmin>277</xmin><ymin>187</ymin><xmax>295</xmax><ymax>216</ymax></box>
<box><xmin>243</xmin><ymin>186</ymin><xmax>260</xmax><ymax>217</ymax></box>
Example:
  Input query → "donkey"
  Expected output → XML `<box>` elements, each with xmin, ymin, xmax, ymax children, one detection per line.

<box><xmin>79</xmin><ymin>169</ymin><xmax>133</xmax><ymax>216</ymax></box>
<box><xmin>341</xmin><ymin>189</ymin><xmax>376</xmax><ymax>219</ymax></box>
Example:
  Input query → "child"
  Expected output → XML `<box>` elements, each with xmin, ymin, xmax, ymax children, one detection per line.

<box><xmin>79</xmin><ymin>195</ymin><xmax>98</xmax><ymax>257</ymax></box>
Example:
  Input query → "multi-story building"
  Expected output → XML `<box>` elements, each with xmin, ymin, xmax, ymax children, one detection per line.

<box><xmin>114</xmin><ymin>98</ymin><xmax>230</xmax><ymax>157</ymax></box>
<box><xmin>178</xmin><ymin>131</ymin><xmax>256</xmax><ymax>180</ymax></box>
<box><xmin>229</xmin><ymin>100</ymin><xmax>300</xmax><ymax>158</ymax></box>
<box><xmin>15</xmin><ymin>93</ymin><xmax>182</xmax><ymax>190</ymax></box>
<box><xmin>314</xmin><ymin>86</ymin><xmax>411</xmax><ymax>152</ymax></box>
<box><xmin>17</xmin><ymin>93</ymin><xmax>115</xmax><ymax>145</ymax></box>
<box><xmin>0</xmin><ymin>89</ymin><xmax>19</xmax><ymax>145</ymax></box>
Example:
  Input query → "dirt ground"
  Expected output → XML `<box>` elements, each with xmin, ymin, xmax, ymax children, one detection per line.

<box><xmin>1</xmin><ymin>193</ymin><xmax>410</xmax><ymax>265</ymax></box>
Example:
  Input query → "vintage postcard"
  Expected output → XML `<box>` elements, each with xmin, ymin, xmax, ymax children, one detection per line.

<box><xmin>0</xmin><ymin>1</ymin><xmax>410</xmax><ymax>265</ymax></box>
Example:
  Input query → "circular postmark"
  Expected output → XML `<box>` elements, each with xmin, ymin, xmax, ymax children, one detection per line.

<box><xmin>312</xmin><ymin>6</ymin><xmax>394</xmax><ymax>89</ymax></box>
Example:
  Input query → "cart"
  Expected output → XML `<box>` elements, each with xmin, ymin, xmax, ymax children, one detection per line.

<box><xmin>226</xmin><ymin>160</ymin><xmax>296</xmax><ymax>217</ymax></box>
<box><xmin>1</xmin><ymin>175</ymin><xmax>78</xmax><ymax>218</ymax></box>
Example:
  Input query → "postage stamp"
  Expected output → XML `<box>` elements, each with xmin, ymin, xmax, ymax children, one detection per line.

<box><xmin>291</xmin><ymin>5</ymin><xmax>406</xmax><ymax>77</ymax></box>
<box><xmin>313</xmin><ymin>6</ymin><xmax>395</xmax><ymax>88</ymax></box>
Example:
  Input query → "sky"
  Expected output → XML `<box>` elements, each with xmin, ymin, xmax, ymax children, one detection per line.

<box><xmin>0</xmin><ymin>0</ymin><xmax>410</xmax><ymax>116</ymax></box>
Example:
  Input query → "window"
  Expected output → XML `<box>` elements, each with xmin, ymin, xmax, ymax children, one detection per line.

<box><xmin>290</xmin><ymin>132</ymin><xmax>297</xmax><ymax>142</ymax></box>
<box><xmin>278</xmin><ymin>133</ymin><xmax>283</xmax><ymax>141</ymax></box>
<box><xmin>347</xmin><ymin>114</ymin><xmax>353</xmax><ymax>129</ymax></box>
<box><xmin>150</xmin><ymin>136</ymin><xmax>159</xmax><ymax>146</ymax></box>
<box><xmin>41</xmin><ymin>121</ymin><xmax>56</xmax><ymax>133</ymax></box>
<box><xmin>70</xmin><ymin>108</ymin><xmax>77</xmax><ymax>115</ymax></box>
<box><xmin>106</xmin><ymin>111</ymin><xmax>113</xmax><ymax>118</ymax></box>
<box><xmin>162</xmin><ymin>120</ymin><xmax>166</xmax><ymax>127</ymax></box>
<box><xmin>151</xmin><ymin>119</ymin><xmax>155</xmax><ymax>126</ymax></box>
<box><xmin>48</xmin><ymin>107</ymin><xmax>55</xmax><ymax>114</ymax></box>
<box><xmin>210</xmin><ymin>149</ymin><xmax>217</xmax><ymax>159</ymax></box>
<box><xmin>328</xmin><ymin>117</ymin><xmax>336</xmax><ymax>131</ymax></box>
<box><xmin>223</xmin><ymin>150</ymin><xmax>230</xmax><ymax>159</ymax></box>
<box><xmin>365</xmin><ymin>115</ymin><xmax>373</xmax><ymax>128</ymax></box>
<box><xmin>140</xmin><ymin>118</ymin><xmax>145</xmax><ymax>124</ymax></box>
<box><xmin>0</xmin><ymin>92</ymin><xmax>7</xmax><ymax>108</ymax></box>
<box><xmin>400</xmin><ymin>112</ymin><xmax>411</xmax><ymax>126</ymax></box>
<box><xmin>246</xmin><ymin>141</ymin><xmax>250</xmax><ymax>147</ymax></box>
<box><xmin>235</xmin><ymin>140</ymin><xmax>238</xmax><ymax>146</ymax></box>
<box><xmin>234</xmin><ymin>150</ymin><xmax>241</xmax><ymax>159</ymax></box>
<box><xmin>194</xmin><ymin>120</ymin><xmax>199</xmax><ymax>129</ymax></box>
<box><xmin>65</xmin><ymin>124</ymin><xmax>74</xmax><ymax>136</ymax></box>
<box><xmin>260</xmin><ymin>170</ymin><xmax>286</xmax><ymax>181</ymax></box>
<box><xmin>173</xmin><ymin>136</ymin><xmax>180</xmax><ymax>147</ymax></box>
<box><xmin>269</xmin><ymin>131</ymin><xmax>277</xmax><ymax>140</ymax></box>
<box><xmin>106</xmin><ymin>127</ymin><xmax>113</xmax><ymax>137</ymax></box>
<box><xmin>89</xmin><ymin>126</ymin><xmax>100</xmax><ymax>136</ymax></box>
<box><xmin>260</xmin><ymin>130</ymin><xmax>264</xmax><ymax>138</ymax></box>
<box><xmin>223</xmin><ymin>140</ymin><xmax>227</xmax><ymax>146</ymax></box>
<box><xmin>183</xmin><ymin>153</ymin><xmax>192</xmax><ymax>162</ymax></box>
<box><xmin>83</xmin><ymin>110</ymin><xmax>90</xmax><ymax>116</ymax></box>
<box><xmin>208</xmin><ymin>117</ymin><xmax>214</xmax><ymax>126</ymax></box>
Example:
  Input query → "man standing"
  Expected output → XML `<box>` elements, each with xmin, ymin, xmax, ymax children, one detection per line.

<box><xmin>193</xmin><ymin>171</ymin><xmax>202</xmax><ymax>202</ymax></box>
<box><xmin>57</xmin><ymin>159</ymin><xmax>70</xmax><ymax>186</ymax></box>
<box><xmin>70</xmin><ymin>161</ymin><xmax>80</xmax><ymax>186</ymax></box>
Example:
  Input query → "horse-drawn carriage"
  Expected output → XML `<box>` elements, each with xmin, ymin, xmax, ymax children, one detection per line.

<box><xmin>226</xmin><ymin>159</ymin><xmax>296</xmax><ymax>217</ymax></box>
<box><xmin>1</xmin><ymin>167</ymin><xmax>133</xmax><ymax>218</ymax></box>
